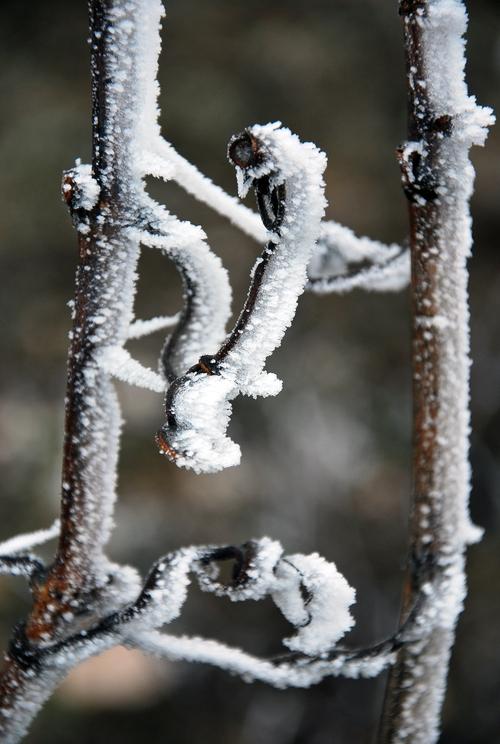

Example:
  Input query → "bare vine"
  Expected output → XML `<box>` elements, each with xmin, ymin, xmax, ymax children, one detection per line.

<box><xmin>0</xmin><ymin>1</ymin><xmax>492</xmax><ymax>743</ymax></box>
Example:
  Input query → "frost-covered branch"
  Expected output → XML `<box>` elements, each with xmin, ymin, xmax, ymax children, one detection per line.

<box><xmin>148</xmin><ymin>136</ymin><xmax>410</xmax><ymax>294</ymax></box>
<box><xmin>0</xmin><ymin>534</ymin><xmax>423</xmax><ymax>744</ymax></box>
<box><xmin>156</xmin><ymin>124</ymin><xmax>327</xmax><ymax>473</ymax></box>
<box><xmin>307</xmin><ymin>232</ymin><xmax>410</xmax><ymax>294</ymax></box>
<box><xmin>130</xmin><ymin>204</ymin><xmax>231</xmax><ymax>382</ymax></box>
<box><xmin>115</xmin><ymin>537</ymin><xmax>356</xmax><ymax>656</ymax></box>
<box><xmin>20</xmin><ymin>0</ymin><xmax>232</xmax><ymax>646</ymax></box>
<box><xmin>0</xmin><ymin>522</ymin><xmax>60</xmax><ymax>580</ymax></box>
<box><xmin>0</xmin><ymin>532</ymin><xmax>412</xmax><ymax>743</ymax></box>
<box><xmin>23</xmin><ymin>0</ymin><xmax>165</xmax><ymax>643</ymax></box>
<box><xmin>0</xmin><ymin>520</ymin><xmax>60</xmax><ymax>557</ymax></box>
<box><xmin>379</xmin><ymin>3</ymin><xmax>494</xmax><ymax>743</ymax></box>
<box><xmin>127</xmin><ymin>314</ymin><xmax>179</xmax><ymax>340</ymax></box>
<box><xmin>130</xmin><ymin>587</ymin><xmax>426</xmax><ymax>689</ymax></box>
<box><xmin>0</xmin><ymin>1</ymin><xmax>163</xmax><ymax>737</ymax></box>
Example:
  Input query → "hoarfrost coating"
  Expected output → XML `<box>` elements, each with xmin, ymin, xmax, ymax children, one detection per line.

<box><xmin>117</xmin><ymin>538</ymin><xmax>358</xmax><ymax>668</ymax></box>
<box><xmin>132</xmin><ymin>1</ymin><xmax>410</xmax><ymax>293</ymax></box>
<box><xmin>157</xmin><ymin>124</ymin><xmax>327</xmax><ymax>473</ymax></box>
<box><xmin>271</xmin><ymin>553</ymin><xmax>356</xmax><ymax>655</ymax></box>
<box><xmin>381</xmin><ymin>1</ymin><xmax>494</xmax><ymax>743</ymax></box>
<box><xmin>44</xmin><ymin>539</ymin><xmax>362</xmax><ymax>687</ymax></box>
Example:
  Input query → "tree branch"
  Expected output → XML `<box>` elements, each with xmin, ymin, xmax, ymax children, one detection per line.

<box><xmin>379</xmin><ymin>2</ymin><xmax>493</xmax><ymax>742</ymax></box>
<box><xmin>149</xmin><ymin>137</ymin><xmax>410</xmax><ymax>294</ymax></box>
<box><xmin>0</xmin><ymin>1</ymin><xmax>156</xmax><ymax>736</ymax></box>
<box><xmin>24</xmin><ymin>0</ymin><xmax>152</xmax><ymax>641</ymax></box>
<box><xmin>156</xmin><ymin>124</ymin><xmax>327</xmax><ymax>473</ymax></box>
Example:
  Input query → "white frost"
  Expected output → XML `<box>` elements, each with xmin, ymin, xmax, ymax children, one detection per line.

<box><xmin>272</xmin><ymin>553</ymin><xmax>356</xmax><ymax>656</ymax></box>
<box><xmin>164</xmin><ymin>374</ymin><xmax>241</xmax><ymax>473</ymax></box>
<box><xmin>132</xmin><ymin>204</ymin><xmax>232</xmax><ymax>380</ymax></box>
<box><xmin>159</xmin><ymin>124</ymin><xmax>327</xmax><ymax>473</ymax></box>
<box><xmin>120</xmin><ymin>537</ymin><xmax>358</xmax><ymax>674</ymax></box>
<box><xmin>131</xmin><ymin>629</ymin><xmax>393</xmax><ymax>689</ymax></box>
<box><xmin>145</xmin><ymin>137</ymin><xmax>408</xmax><ymax>296</ymax></box>
<box><xmin>127</xmin><ymin>314</ymin><xmax>179</xmax><ymax>339</ymax></box>
<box><xmin>388</xmin><ymin>3</ymin><xmax>494</xmax><ymax>743</ymax></box>
<box><xmin>68</xmin><ymin>163</ymin><xmax>100</xmax><ymax>211</ymax></box>
<box><xmin>98</xmin><ymin>346</ymin><xmax>165</xmax><ymax>393</ymax></box>
<box><xmin>0</xmin><ymin>520</ymin><xmax>60</xmax><ymax>556</ymax></box>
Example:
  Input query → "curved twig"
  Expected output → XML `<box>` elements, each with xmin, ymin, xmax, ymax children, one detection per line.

<box><xmin>133</xmin><ymin>204</ymin><xmax>232</xmax><ymax>383</ymax></box>
<box><xmin>156</xmin><ymin>124</ymin><xmax>327</xmax><ymax>473</ymax></box>
<box><xmin>307</xmin><ymin>244</ymin><xmax>410</xmax><ymax>294</ymax></box>
<box><xmin>148</xmin><ymin>136</ymin><xmax>410</xmax><ymax>294</ymax></box>
<box><xmin>0</xmin><ymin>556</ymin><xmax>45</xmax><ymax>580</ymax></box>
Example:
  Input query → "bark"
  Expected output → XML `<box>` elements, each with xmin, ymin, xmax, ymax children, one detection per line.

<box><xmin>0</xmin><ymin>2</ymin><xmax>145</xmax><ymax>738</ymax></box>
<box><xmin>379</xmin><ymin>2</ymin><xmax>492</xmax><ymax>741</ymax></box>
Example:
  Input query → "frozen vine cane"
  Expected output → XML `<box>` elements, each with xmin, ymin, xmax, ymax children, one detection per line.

<box><xmin>379</xmin><ymin>2</ymin><xmax>494</xmax><ymax>743</ymax></box>
<box><xmin>149</xmin><ymin>137</ymin><xmax>412</xmax><ymax>293</ymax></box>
<box><xmin>156</xmin><ymin>123</ymin><xmax>328</xmax><ymax>473</ymax></box>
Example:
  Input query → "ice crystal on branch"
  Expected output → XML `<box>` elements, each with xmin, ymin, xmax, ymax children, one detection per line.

<box><xmin>380</xmin><ymin>2</ymin><xmax>494</xmax><ymax>742</ymax></box>
<box><xmin>156</xmin><ymin>123</ymin><xmax>327</xmax><ymax>473</ymax></box>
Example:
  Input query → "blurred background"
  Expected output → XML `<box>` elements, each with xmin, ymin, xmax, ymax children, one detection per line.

<box><xmin>0</xmin><ymin>1</ymin><xmax>499</xmax><ymax>742</ymax></box>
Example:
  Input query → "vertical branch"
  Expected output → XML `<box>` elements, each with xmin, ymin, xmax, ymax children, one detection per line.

<box><xmin>25</xmin><ymin>0</ymin><xmax>151</xmax><ymax>640</ymax></box>
<box><xmin>0</xmin><ymin>656</ymin><xmax>67</xmax><ymax>744</ymax></box>
<box><xmin>0</xmin><ymin>2</ymin><xmax>157</xmax><ymax>738</ymax></box>
<box><xmin>379</xmin><ymin>2</ymin><xmax>493</xmax><ymax>742</ymax></box>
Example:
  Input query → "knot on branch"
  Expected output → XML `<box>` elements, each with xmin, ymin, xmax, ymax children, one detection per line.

<box><xmin>193</xmin><ymin>355</ymin><xmax>221</xmax><ymax>376</ymax></box>
<box><xmin>397</xmin><ymin>142</ymin><xmax>439</xmax><ymax>204</ymax></box>
<box><xmin>62</xmin><ymin>163</ymin><xmax>100</xmax><ymax>214</ymax></box>
<box><xmin>228</xmin><ymin>128</ymin><xmax>286</xmax><ymax>232</ymax></box>
<box><xmin>228</xmin><ymin>130</ymin><xmax>263</xmax><ymax>171</ymax></box>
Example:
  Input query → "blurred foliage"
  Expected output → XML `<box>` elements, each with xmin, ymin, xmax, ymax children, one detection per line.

<box><xmin>0</xmin><ymin>1</ymin><xmax>499</xmax><ymax>742</ymax></box>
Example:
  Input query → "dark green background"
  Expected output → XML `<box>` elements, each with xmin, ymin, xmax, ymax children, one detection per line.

<box><xmin>0</xmin><ymin>1</ymin><xmax>499</xmax><ymax>742</ymax></box>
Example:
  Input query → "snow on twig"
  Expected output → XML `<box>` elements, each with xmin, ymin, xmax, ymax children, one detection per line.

<box><xmin>0</xmin><ymin>521</ymin><xmax>60</xmax><ymax>557</ymax></box>
<box><xmin>127</xmin><ymin>314</ymin><xmax>179</xmax><ymax>339</ymax></box>
<box><xmin>111</xmin><ymin>538</ymin><xmax>355</xmax><ymax>658</ymax></box>
<box><xmin>131</xmin><ymin>203</ymin><xmax>232</xmax><ymax>382</ymax></box>
<box><xmin>272</xmin><ymin>553</ymin><xmax>355</xmax><ymax>656</ymax></box>
<box><xmin>133</xmin><ymin>17</ymin><xmax>408</xmax><ymax>298</ymax></box>
<box><xmin>308</xmin><ymin>244</ymin><xmax>410</xmax><ymax>294</ymax></box>
<box><xmin>379</xmin><ymin>2</ymin><xmax>494</xmax><ymax>743</ymax></box>
<box><xmin>131</xmin><ymin>629</ymin><xmax>395</xmax><ymax>688</ymax></box>
<box><xmin>146</xmin><ymin>138</ymin><xmax>410</xmax><ymax>294</ymax></box>
<box><xmin>99</xmin><ymin>346</ymin><xmax>165</xmax><ymax>393</ymax></box>
<box><xmin>156</xmin><ymin>123</ymin><xmax>327</xmax><ymax>473</ymax></box>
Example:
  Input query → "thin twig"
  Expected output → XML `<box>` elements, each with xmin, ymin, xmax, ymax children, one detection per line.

<box><xmin>151</xmin><ymin>136</ymin><xmax>409</xmax><ymax>292</ymax></box>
